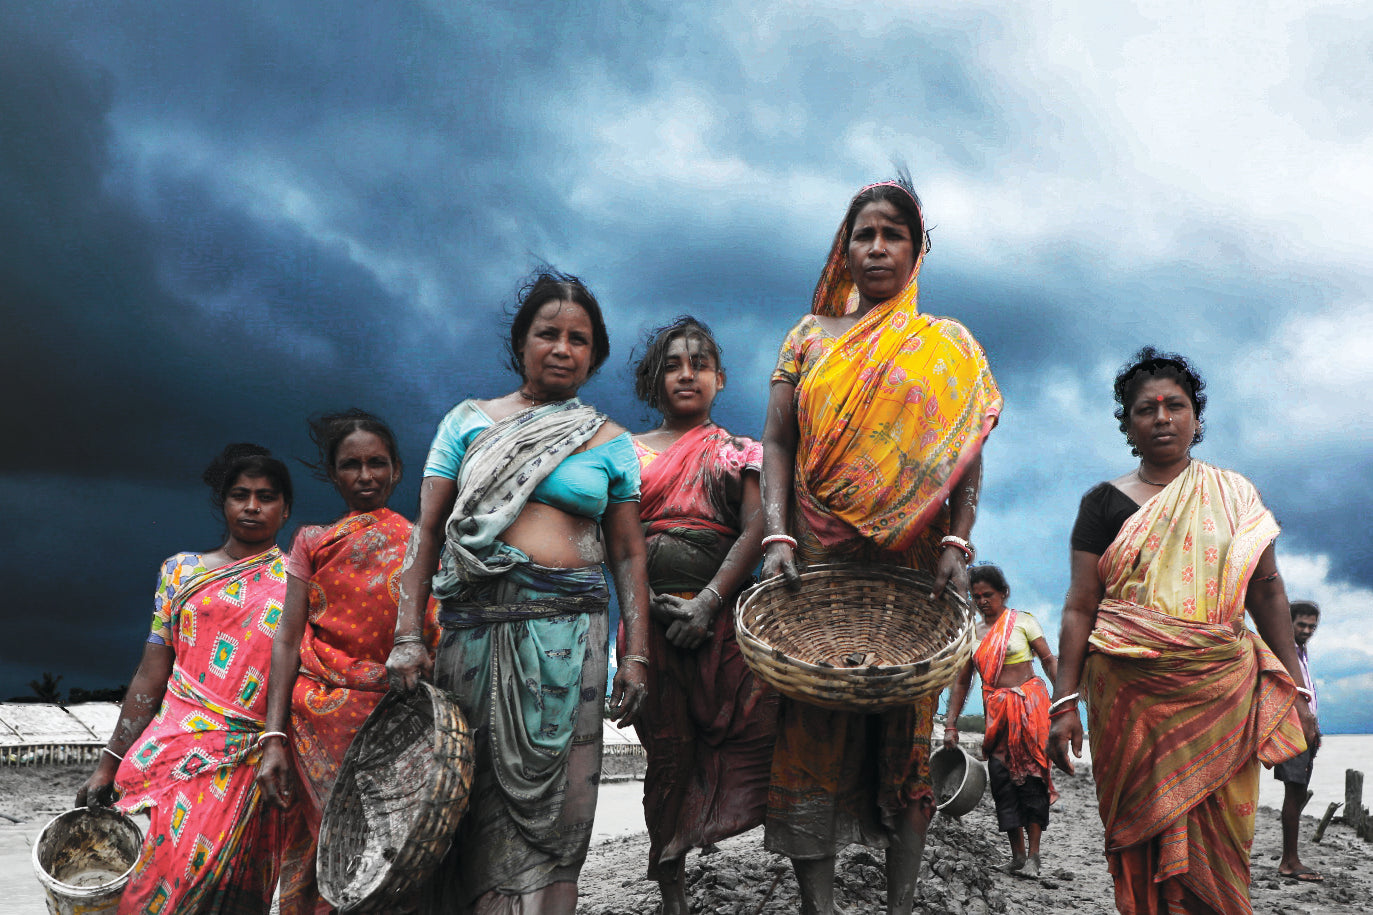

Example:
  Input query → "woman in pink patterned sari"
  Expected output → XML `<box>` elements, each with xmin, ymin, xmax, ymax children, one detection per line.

<box><xmin>626</xmin><ymin>317</ymin><xmax>774</xmax><ymax>914</ymax></box>
<box><xmin>256</xmin><ymin>410</ymin><xmax>439</xmax><ymax>914</ymax></box>
<box><xmin>1048</xmin><ymin>348</ymin><xmax>1318</xmax><ymax>914</ymax></box>
<box><xmin>77</xmin><ymin>444</ymin><xmax>293</xmax><ymax>915</ymax></box>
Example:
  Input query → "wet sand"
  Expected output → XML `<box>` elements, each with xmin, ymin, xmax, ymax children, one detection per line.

<box><xmin>6</xmin><ymin>763</ymin><xmax>1370</xmax><ymax>914</ymax></box>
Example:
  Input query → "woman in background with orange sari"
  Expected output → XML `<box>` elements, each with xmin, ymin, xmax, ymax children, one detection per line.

<box><xmin>627</xmin><ymin>317</ymin><xmax>775</xmax><ymax>915</ymax></box>
<box><xmin>1048</xmin><ymin>347</ymin><xmax>1318</xmax><ymax>914</ymax></box>
<box><xmin>256</xmin><ymin>410</ymin><xmax>438</xmax><ymax>914</ymax></box>
<box><xmin>760</xmin><ymin>175</ymin><xmax>1002</xmax><ymax>915</ymax></box>
<box><xmin>943</xmin><ymin>564</ymin><xmax>1057</xmax><ymax>877</ymax></box>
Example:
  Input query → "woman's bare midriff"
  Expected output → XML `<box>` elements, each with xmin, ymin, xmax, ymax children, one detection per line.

<box><xmin>500</xmin><ymin>502</ymin><xmax>605</xmax><ymax>568</ymax></box>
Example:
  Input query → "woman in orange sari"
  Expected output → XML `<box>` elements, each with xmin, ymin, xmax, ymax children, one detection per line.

<box><xmin>1048</xmin><ymin>347</ymin><xmax>1319</xmax><ymax>914</ymax></box>
<box><xmin>77</xmin><ymin>444</ymin><xmax>293</xmax><ymax>915</ymax></box>
<box><xmin>627</xmin><ymin>317</ymin><xmax>775</xmax><ymax>914</ymax></box>
<box><xmin>943</xmin><ymin>564</ymin><xmax>1057</xmax><ymax>877</ymax></box>
<box><xmin>760</xmin><ymin>176</ymin><xmax>1002</xmax><ymax>915</ymax></box>
<box><xmin>256</xmin><ymin>410</ymin><xmax>438</xmax><ymax>914</ymax></box>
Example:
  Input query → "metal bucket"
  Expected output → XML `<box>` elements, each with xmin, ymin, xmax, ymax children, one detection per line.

<box><xmin>32</xmin><ymin>807</ymin><xmax>143</xmax><ymax>915</ymax></box>
<box><xmin>930</xmin><ymin>745</ymin><xmax>987</xmax><ymax>817</ymax></box>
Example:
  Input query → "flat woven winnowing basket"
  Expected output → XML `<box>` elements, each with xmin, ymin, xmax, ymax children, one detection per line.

<box><xmin>317</xmin><ymin>682</ymin><xmax>474</xmax><ymax>913</ymax></box>
<box><xmin>736</xmin><ymin>563</ymin><xmax>974</xmax><ymax>711</ymax></box>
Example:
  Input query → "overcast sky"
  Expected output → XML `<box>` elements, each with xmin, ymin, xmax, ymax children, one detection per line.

<box><xmin>3</xmin><ymin>1</ymin><xmax>1369</xmax><ymax>732</ymax></box>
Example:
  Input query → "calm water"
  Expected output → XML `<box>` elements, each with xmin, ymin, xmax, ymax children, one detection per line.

<box><xmin>1256</xmin><ymin>733</ymin><xmax>1373</xmax><ymax>813</ymax></box>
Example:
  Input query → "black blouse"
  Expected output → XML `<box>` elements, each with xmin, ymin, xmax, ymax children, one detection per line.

<box><xmin>1070</xmin><ymin>482</ymin><xmax>1143</xmax><ymax>555</ymax></box>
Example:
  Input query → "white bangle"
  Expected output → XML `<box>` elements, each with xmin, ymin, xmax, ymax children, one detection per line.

<box><xmin>700</xmin><ymin>585</ymin><xmax>724</xmax><ymax>606</ymax></box>
<box><xmin>939</xmin><ymin>535</ymin><xmax>975</xmax><ymax>562</ymax></box>
<box><xmin>1294</xmin><ymin>686</ymin><xmax>1314</xmax><ymax>701</ymax></box>
<box><xmin>761</xmin><ymin>533</ymin><xmax>798</xmax><ymax>550</ymax></box>
<box><xmin>1047</xmin><ymin>692</ymin><xmax>1080</xmax><ymax>713</ymax></box>
<box><xmin>257</xmin><ymin>730</ymin><xmax>289</xmax><ymax>748</ymax></box>
<box><xmin>102</xmin><ymin>747</ymin><xmax>124</xmax><ymax>762</ymax></box>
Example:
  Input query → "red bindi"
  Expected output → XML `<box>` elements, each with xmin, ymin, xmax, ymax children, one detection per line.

<box><xmin>1156</xmin><ymin>395</ymin><xmax>1164</xmax><ymax>402</ymax></box>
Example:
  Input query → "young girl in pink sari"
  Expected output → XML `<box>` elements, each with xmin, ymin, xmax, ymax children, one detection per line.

<box><xmin>626</xmin><ymin>317</ymin><xmax>775</xmax><ymax>915</ymax></box>
<box><xmin>77</xmin><ymin>444</ymin><xmax>293</xmax><ymax>915</ymax></box>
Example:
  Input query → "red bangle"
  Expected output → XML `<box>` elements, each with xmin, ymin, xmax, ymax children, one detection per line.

<box><xmin>1049</xmin><ymin>705</ymin><xmax>1079</xmax><ymax>718</ymax></box>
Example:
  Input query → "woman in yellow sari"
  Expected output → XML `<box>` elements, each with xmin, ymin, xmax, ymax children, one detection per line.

<box><xmin>1048</xmin><ymin>347</ymin><xmax>1318</xmax><ymax>914</ymax></box>
<box><xmin>760</xmin><ymin>175</ymin><xmax>1002</xmax><ymax>915</ymax></box>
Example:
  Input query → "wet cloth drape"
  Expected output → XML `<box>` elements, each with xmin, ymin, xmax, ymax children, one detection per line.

<box><xmin>630</xmin><ymin>425</ymin><xmax>778</xmax><ymax>878</ymax></box>
<box><xmin>115</xmin><ymin>550</ymin><xmax>287</xmax><ymax>915</ymax></box>
<box><xmin>767</xmin><ymin>196</ymin><xmax>1001</xmax><ymax>858</ymax></box>
<box><xmin>420</xmin><ymin>400</ymin><xmax>635</xmax><ymax>913</ymax></box>
<box><xmin>279</xmin><ymin>508</ymin><xmax>439</xmax><ymax>915</ymax></box>
<box><xmin>972</xmin><ymin>610</ymin><xmax>1056</xmax><ymax>803</ymax></box>
<box><xmin>1083</xmin><ymin>461</ymin><xmax>1306</xmax><ymax>914</ymax></box>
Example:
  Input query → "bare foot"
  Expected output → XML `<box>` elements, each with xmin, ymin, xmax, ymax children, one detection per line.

<box><xmin>1006</xmin><ymin>853</ymin><xmax>1026</xmax><ymax>874</ymax></box>
<box><xmin>1020</xmin><ymin>854</ymin><xmax>1041</xmax><ymax>879</ymax></box>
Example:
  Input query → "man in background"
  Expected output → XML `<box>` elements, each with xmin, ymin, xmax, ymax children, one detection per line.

<box><xmin>1276</xmin><ymin>599</ymin><xmax>1323</xmax><ymax>882</ymax></box>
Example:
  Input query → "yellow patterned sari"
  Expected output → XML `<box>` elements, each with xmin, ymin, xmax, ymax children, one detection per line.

<box><xmin>1083</xmin><ymin>461</ymin><xmax>1305</xmax><ymax>914</ymax></box>
<box><xmin>790</xmin><ymin>240</ymin><xmax>1001</xmax><ymax>553</ymax></box>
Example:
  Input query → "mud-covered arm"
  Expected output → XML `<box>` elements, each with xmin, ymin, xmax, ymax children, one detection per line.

<box><xmin>603</xmin><ymin>500</ymin><xmax>650</xmax><ymax>724</ymax></box>
<box><xmin>760</xmin><ymin>380</ymin><xmax>800</xmax><ymax>586</ymax></box>
<box><xmin>77</xmin><ymin>642</ymin><xmax>173</xmax><ymax>807</ymax></box>
<box><xmin>386</xmin><ymin>476</ymin><xmax>457</xmax><ymax>691</ymax></box>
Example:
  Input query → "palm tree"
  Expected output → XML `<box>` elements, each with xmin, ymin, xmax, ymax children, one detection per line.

<box><xmin>28</xmin><ymin>672</ymin><xmax>64</xmax><ymax>705</ymax></box>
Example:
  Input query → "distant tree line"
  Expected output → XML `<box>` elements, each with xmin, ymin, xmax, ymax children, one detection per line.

<box><xmin>4</xmin><ymin>672</ymin><xmax>127</xmax><ymax>705</ymax></box>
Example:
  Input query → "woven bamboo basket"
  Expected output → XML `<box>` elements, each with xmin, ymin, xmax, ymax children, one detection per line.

<box><xmin>317</xmin><ymin>682</ymin><xmax>474</xmax><ymax>913</ymax></box>
<box><xmin>736</xmin><ymin>563</ymin><xmax>975</xmax><ymax>711</ymax></box>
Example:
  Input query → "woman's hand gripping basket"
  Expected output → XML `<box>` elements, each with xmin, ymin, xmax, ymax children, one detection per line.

<box><xmin>736</xmin><ymin>563</ymin><xmax>975</xmax><ymax>711</ymax></box>
<box><xmin>318</xmin><ymin>681</ymin><xmax>475</xmax><ymax>913</ymax></box>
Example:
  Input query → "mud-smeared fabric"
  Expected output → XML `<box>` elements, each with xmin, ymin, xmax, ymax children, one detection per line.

<box><xmin>278</xmin><ymin>508</ymin><xmax>438</xmax><ymax>915</ymax></box>
<box><xmin>628</xmin><ymin>425</ymin><xmax>778</xmax><ymax>878</ymax></box>
<box><xmin>422</xmin><ymin>549</ymin><xmax>609</xmax><ymax>914</ymax></box>
<box><xmin>115</xmin><ymin>550</ymin><xmax>286</xmax><ymax>915</ymax></box>
<box><xmin>1082</xmin><ymin>461</ymin><xmax>1305</xmax><ymax>914</ymax></box>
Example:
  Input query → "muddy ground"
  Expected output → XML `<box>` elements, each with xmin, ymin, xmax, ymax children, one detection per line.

<box><xmin>4</xmin><ymin>762</ymin><xmax>1369</xmax><ymax>913</ymax></box>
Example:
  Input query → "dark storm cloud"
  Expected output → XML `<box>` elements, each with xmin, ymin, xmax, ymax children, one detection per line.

<box><xmin>2</xmin><ymin>3</ymin><xmax>1369</xmax><ymax>732</ymax></box>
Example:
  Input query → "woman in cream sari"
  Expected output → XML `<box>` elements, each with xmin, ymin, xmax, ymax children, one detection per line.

<box><xmin>1049</xmin><ymin>347</ymin><xmax>1318</xmax><ymax>914</ymax></box>
<box><xmin>387</xmin><ymin>271</ymin><xmax>649</xmax><ymax>915</ymax></box>
<box><xmin>760</xmin><ymin>176</ymin><xmax>1002</xmax><ymax>915</ymax></box>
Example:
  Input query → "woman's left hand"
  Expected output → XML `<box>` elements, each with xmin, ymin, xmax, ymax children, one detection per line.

<box><xmin>931</xmin><ymin>546</ymin><xmax>970</xmax><ymax>598</ymax></box>
<box><xmin>609</xmin><ymin>663</ymin><xmax>648</xmax><ymax>726</ymax></box>
<box><xmin>656</xmin><ymin>593</ymin><xmax>714</xmax><ymax>650</ymax></box>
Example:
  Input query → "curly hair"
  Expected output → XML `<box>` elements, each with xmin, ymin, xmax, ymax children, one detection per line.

<box><xmin>1112</xmin><ymin>346</ymin><xmax>1207</xmax><ymax>456</ymax></box>
<box><xmin>505</xmin><ymin>269</ymin><xmax>610</xmax><ymax>379</ymax></box>
<box><xmin>202</xmin><ymin>443</ymin><xmax>293</xmax><ymax>512</ymax></box>
<box><xmin>632</xmin><ymin>316</ymin><xmax>723</xmax><ymax>412</ymax></box>
<box><xmin>304</xmin><ymin>408</ymin><xmax>401</xmax><ymax>482</ymax></box>
<box><xmin>969</xmin><ymin>563</ymin><xmax>1010</xmax><ymax>600</ymax></box>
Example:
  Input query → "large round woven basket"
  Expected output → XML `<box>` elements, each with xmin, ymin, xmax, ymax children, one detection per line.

<box><xmin>318</xmin><ymin>681</ymin><xmax>474</xmax><ymax>913</ymax></box>
<box><xmin>736</xmin><ymin>563</ymin><xmax>975</xmax><ymax>711</ymax></box>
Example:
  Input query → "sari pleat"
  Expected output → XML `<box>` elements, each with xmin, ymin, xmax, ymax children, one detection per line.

<box><xmin>974</xmin><ymin>610</ymin><xmax>1056</xmax><ymax>803</ymax></box>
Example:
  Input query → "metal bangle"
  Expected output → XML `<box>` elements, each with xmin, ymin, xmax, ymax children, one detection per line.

<box><xmin>257</xmin><ymin>730</ymin><xmax>290</xmax><ymax>748</ymax></box>
<box><xmin>101</xmin><ymin>746</ymin><xmax>124</xmax><ymax>762</ymax></box>
<box><xmin>939</xmin><ymin>535</ymin><xmax>975</xmax><ymax>562</ymax></box>
<box><xmin>620</xmin><ymin>654</ymin><xmax>650</xmax><ymax>668</ymax></box>
<box><xmin>700</xmin><ymin>585</ymin><xmax>724</xmax><ymax>606</ymax></box>
<box><xmin>1294</xmin><ymin>686</ymin><xmax>1314</xmax><ymax>701</ymax></box>
<box><xmin>393</xmin><ymin>633</ymin><xmax>424</xmax><ymax>645</ymax></box>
